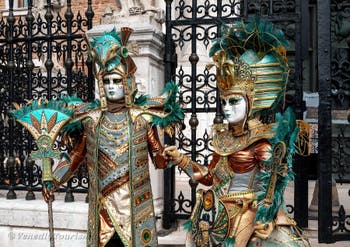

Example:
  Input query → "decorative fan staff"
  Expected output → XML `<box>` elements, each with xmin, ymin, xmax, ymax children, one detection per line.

<box><xmin>11</xmin><ymin>97</ymin><xmax>76</xmax><ymax>247</ymax></box>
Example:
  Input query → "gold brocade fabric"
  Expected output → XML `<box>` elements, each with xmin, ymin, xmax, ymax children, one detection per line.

<box><xmin>212</xmin><ymin>122</ymin><xmax>274</xmax><ymax>156</ymax></box>
<box><xmin>104</xmin><ymin>183</ymin><xmax>132</xmax><ymax>246</ymax></box>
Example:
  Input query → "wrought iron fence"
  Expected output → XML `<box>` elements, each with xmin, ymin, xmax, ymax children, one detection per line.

<box><xmin>0</xmin><ymin>0</ymin><xmax>94</xmax><ymax>201</ymax></box>
<box><xmin>318</xmin><ymin>0</ymin><xmax>350</xmax><ymax>242</ymax></box>
<box><xmin>163</xmin><ymin>0</ymin><xmax>308</xmax><ymax>229</ymax></box>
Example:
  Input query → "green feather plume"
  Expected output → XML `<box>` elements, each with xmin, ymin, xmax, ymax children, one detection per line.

<box><xmin>60</xmin><ymin>94</ymin><xmax>83</xmax><ymax>106</ymax></box>
<box><xmin>134</xmin><ymin>93</ymin><xmax>149</xmax><ymax>106</ymax></box>
<box><xmin>11</xmin><ymin>98</ymin><xmax>74</xmax><ymax>122</ymax></box>
<box><xmin>183</xmin><ymin>219</ymin><xmax>193</xmax><ymax>232</ymax></box>
<box><xmin>209</xmin><ymin>17</ymin><xmax>290</xmax><ymax>59</ymax></box>
<box><xmin>60</xmin><ymin>99</ymin><xmax>100</xmax><ymax>135</ymax></box>
<box><xmin>255</xmin><ymin>107</ymin><xmax>299</xmax><ymax>223</ymax></box>
<box><xmin>151</xmin><ymin>81</ymin><xmax>184</xmax><ymax>128</ymax></box>
<box><xmin>224</xmin><ymin>237</ymin><xmax>235</xmax><ymax>247</ymax></box>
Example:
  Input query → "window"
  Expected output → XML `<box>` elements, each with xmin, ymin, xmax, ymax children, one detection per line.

<box><xmin>2</xmin><ymin>0</ymin><xmax>28</xmax><ymax>16</ymax></box>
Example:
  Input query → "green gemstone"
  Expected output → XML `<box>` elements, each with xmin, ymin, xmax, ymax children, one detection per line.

<box><xmin>144</xmin><ymin>232</ymin><xmax>150</xmax><ymax>240</ymax></box>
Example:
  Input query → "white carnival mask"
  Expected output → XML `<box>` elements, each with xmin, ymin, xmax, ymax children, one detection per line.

<box><xmin>221</xmin><ymin>95</ymin><xmax>247</xmax><ymax>124</ymax></box>
<box><xmin>103</xmin><ymin>73</ymin><xmax>125</xmax><ymax>101</ymax></box>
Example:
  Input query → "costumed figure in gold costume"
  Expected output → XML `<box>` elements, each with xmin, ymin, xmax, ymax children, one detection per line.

<box><xmin>42</xmin><ymin>28</ymin><xmax>183</xmax><ymax>247</ymax></box>
<box><xmin>163</xmin><ymin>18</ymin><xmax>310</xmax><ymax>247</ymax></box>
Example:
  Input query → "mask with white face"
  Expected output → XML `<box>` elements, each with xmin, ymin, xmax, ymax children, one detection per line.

<box><xmin>221</xmin><ymin>95</ymin><xmax>247</xmax><ymax>124</ymax></box>
<box><xmin>103</xmin><ymin>73</ymin><xmax>125</xmax><ymax>101</ymax></box>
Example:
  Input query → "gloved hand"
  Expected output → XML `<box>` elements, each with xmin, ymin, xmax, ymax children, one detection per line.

<box><xmin>162</xmin><ymin>145</ymin><xmax>181</xmax><ymax>161</ymax></box>
<box><xmin>253</xmin><ymin>221</ymin><xmax>274</xmax><ymax>239</ymax></box>
<box><xmin>42</xmin><ymin>181</ymin><xmax>55</xmax><ymax>204</ymax></box>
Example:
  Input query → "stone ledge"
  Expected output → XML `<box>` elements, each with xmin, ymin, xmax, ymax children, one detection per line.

<box><xmin>0</xmin><ymin>197</ymin><xmax>180</xmax><ymax>246</ymax></box>
<box><xmin>0</xmin><ymin>226</ymin><xmax>86</xmax><ymax>247</ymax></box>
<box><xmin>0</xmin><ymin>198</ymin><xmax>88</xmax><ymax>231</ymax></box>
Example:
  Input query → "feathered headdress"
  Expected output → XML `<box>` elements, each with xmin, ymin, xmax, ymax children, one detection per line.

<box><xmin>208</xmin><ymin>17</ymin><xmax>290</xmax><ymax>117</ymax></box>
<box><xmin>89</xmin><ymin>27</ymin><xmax>137</xmax><ymax>110</ymax></box>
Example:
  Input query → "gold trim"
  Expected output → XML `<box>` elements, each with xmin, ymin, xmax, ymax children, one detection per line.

<box><xmin>253</xmin><ymin>71</ymin><xmax>284</xmax><ymax>76</ymax></box>
<box><xmin>253</xmin><ymin>96</ymin><xmax>278</xmax><ymax>100</ymax></box>
<box><xmin>255</xmin><ymin>79</ymin><xmax>284</xmax><ymax>84</ymax></box>
<box><xmin>252</xmin><ymin>105</ymin><xmax>275</xmax><ymax>110</ymax></box>
<box><xmin>254</xmin><ymin>87</ymin><xmax>281</xmax><ymax>92</ymax></box>
<box><xmin>250</xmin><ymin>62</ymin><xmax>281</xmax><ymax>68</ymax></box>
<box><xmin>219</xmin><ymin>191</ymin><xmax>256</xmax><ymax>200</ymax></box>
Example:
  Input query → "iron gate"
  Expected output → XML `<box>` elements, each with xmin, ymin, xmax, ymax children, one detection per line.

<box><xmin>163</xmin><ymin>0</ymin><xmax>309</xmax><ymax>230</ymax></box>
<box><xmin>318</xmin><ymin>0</ymin><xmax>350</xmax><ymax>243</ymax></box>
<box><xmin>0</xmin><ymin>0</ymin><xmax>94</xmax><ymax>201</ymax></box>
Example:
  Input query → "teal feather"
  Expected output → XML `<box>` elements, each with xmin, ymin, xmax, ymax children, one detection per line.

<box><xmin>61</xmin><ymin>120</ymin><xmax>84</xmax><ymax>136</ymax></box>
<box><xmin>60</xmin><ymin>100</ymin><xmax>100</xmax><ymax>135</ymax></box>
<box><xmin>224</xmin><ymin>237</ymin><xmax>235</xmax><ymax>247</ymax></box>
<box><xmin>151</xmin><ymin>81</ymin><xmax>184</xmax><ymax>128</ymax></box>
<box><xmin>11</xmin><ymin>98</ymin><xmax>74</xmax><ymax>125</ymax></box>
<box><xmin>60</xmin><ymin>152</ymin><xmax>71</xmax><ymax>163</ymax></box>
<box><xmin>167</xmin><ymin>161</ymin><xmax>174</xmax><ymax>168</ymax></box>
<box><xmin>255</xmin><ymin>108</ymin><xmax>299</xmax><ymax>223</ymax></box>
<box><xmin>60</xmin><ymin>94</ymin><xmax>83</xmax><ymax>106</ymax></box>
<box><xmin>134</xmin><ymin>93</ymin><xmax>149</xmax><ymax>106</ymax></box>
<box><xmin>183</xmin><ymin>219</ymin><xmax>193</xmax><ymax>232</ymax></box>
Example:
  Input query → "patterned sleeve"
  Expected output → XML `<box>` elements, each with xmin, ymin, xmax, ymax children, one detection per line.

<box><xmin>52</xmin><ymin>132</ymin><xmax>87</xmax><ymax>186</ymax></box>
<box><xmin>147</xmin><ymin>125</ymin><xmax>169</xmax><ymax>169</ymax></box>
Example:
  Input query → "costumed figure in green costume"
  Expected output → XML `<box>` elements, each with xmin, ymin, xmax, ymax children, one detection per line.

<box><xmin>163</xmin><ymin>18</ymin><xmax>310</xmax><ymax>247</ymax></box>
<box><xmin>19</xmin><ymin>27</ymin><xmax>183</xmax><ymax>247</ymax></box>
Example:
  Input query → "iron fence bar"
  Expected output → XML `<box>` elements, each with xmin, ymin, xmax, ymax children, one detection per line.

<box><xmin>317</xmin><ymin>0</ymin><xmax>334</xmax><ymax>243</ymax></box>
<box><xmin>85</xmin><ymin>0</ymin><xmax>94</xmax><ymax>30</ymax></box>
<box><xmin>188</xmin><ymin>0</ymin><xmax>199</xmax><ymax>210</ymax></box>
<box><xmin>65</xmin><ymin>0</ymin><xmax>73</xmax><ymax>97</ymax></box>
<box><xmin>60</xmin><ymin>8</ymin><xmax>74</xmax><ymax>202</ymax></box>
<box><xmin>85</xmin><ymin>0</ymin><xmax>94</xmax><ymax>101</ymax></box>
<box><xmin>163</xmin><ymin>0</ymin><xmax>176</xmax><ymax>230</ymax></box>
<box><xmin>25</xmin><ymin>157</ymin><xmax>35</xmax><ymax>200</ymax></box>
<box><xmin>214</xmin><ymin>0</ymin><xmax>224</xmax><ymax>125</ymax></box>
<box><xmin>65</xmin><ymin>0</ymin><xmax>75</xmax><ymax>202</ymax></box>
<box><xmin>44</xmin><ymin>0</ymin><xmax>53</xmax><ymax>99</ymax></box>
<box><xmin>25</xmin><ymin>1</ymin><xmax>34</xmax><ymax>188</ymax></box>
<box><xmin>6</xmin><ymin>0</ymin><xmax>17</xmax><ymax>200</ymax></box>
<box><xmin>293</xmin><ymin>0</ymin><xmax>308</xmax><ymax>228</ymax></box>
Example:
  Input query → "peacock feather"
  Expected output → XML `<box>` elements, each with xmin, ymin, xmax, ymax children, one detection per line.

<box><xmin>150</xmin><ymin>81</ymin><xmax>184</xmax><ymax>128</ymax></box>
<box><xmin>255</xmin><ymin>107</ymin><xmax>299</xmax><ymax>223</ymax></box>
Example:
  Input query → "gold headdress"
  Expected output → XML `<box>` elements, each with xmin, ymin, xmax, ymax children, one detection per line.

<box><xmin>208</xmin><ymin>18</ymin><xmax>290</xmax><ymax>118</ymax></box>
<box><xmin>89</xmin><ymin>27</ymin><xmax>137</xmax><ymax>110</ymax></box>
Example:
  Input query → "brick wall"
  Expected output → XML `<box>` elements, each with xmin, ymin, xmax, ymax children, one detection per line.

<box><xmin>71</xmin><ymin>0</ymin><xmax>119</xmax><ymax>26</ymax></box>
<box><xmin>0</xmin><ymin>0</ymin><xmax>119</xmax><ymax>26</ymax></box>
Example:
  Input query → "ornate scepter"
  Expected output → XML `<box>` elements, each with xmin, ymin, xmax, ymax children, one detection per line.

<box><xmin>11</xmin><ymin>98</ymin><xmax>75</xmax><ymax>247</ymax></box>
